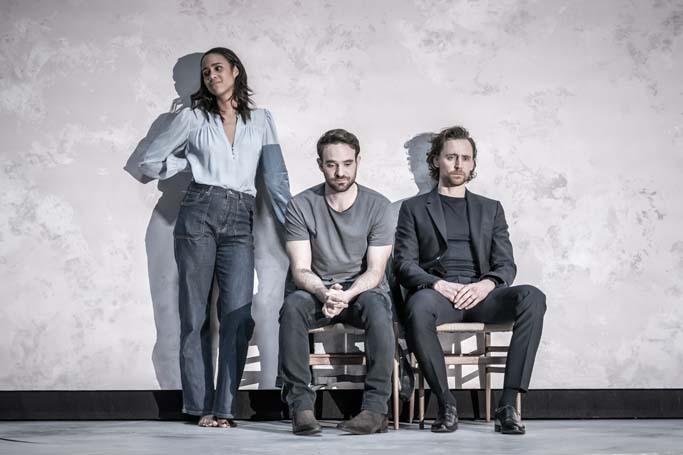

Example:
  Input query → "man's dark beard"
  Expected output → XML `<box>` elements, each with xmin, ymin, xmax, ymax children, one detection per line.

<box><xmin>326</xmin><ymin>176</ymin><xmax>355</xmax><ymax>193</ymax></box>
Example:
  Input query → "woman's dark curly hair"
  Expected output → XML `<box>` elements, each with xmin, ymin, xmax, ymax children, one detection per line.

<box><xmin>191</xmin><ymin>47</ymin><xmax>254</xmax><ymax>122</ymax></box>
<box><xmin>426</xmin><ymin>126</ymin><xmax>478</xmax><ymax>181</ymax></box>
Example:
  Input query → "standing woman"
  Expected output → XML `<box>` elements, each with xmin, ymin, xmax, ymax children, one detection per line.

<box><xmin>139</xmin><ymin>47</ymin><xmax>290</xmax><ymax>428</ymax></box>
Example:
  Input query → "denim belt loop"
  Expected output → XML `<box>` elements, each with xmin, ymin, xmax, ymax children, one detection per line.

<box><xmin>190</xmin><ymin>181</ymin><xmax>213</xmax><ymax>195</ymax></box>
<box><xmin>190</xmin><ymin>181</ymin><xmax>254</xmax><ymax>201</ymax></box>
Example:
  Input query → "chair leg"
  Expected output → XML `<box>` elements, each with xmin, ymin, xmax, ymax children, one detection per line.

<box><xmin>516</xmin><ymin>392</ymin><xmax>522</xmax><ymax>417</ymax></box>
<box><xmin>485</xmin><ymin>332</ymin><xmax>492</xmax><ymax>422</ymax></box>
<box><xmin>418</xmin><ymin>371</ymin><xmax>425</xmax><ymax>430</ymax></box>
<box><xmin>485</xmin><ymin>370</ymin><xmax>491</xmax><ymax>422</ymax></box>
<box><xmin>408</xmin><ymin>354</ymin><xmax>416</xmax><ymax>424</ymax></box>
<box><xmin>393</xmin><ymin>357</ymin><xmax>400</xmax><ymax>430</ymax></box>
<box><xmin>408</xmin><ymin>387</ymin><xmax>415</xmax><ymax>424</ymax></box>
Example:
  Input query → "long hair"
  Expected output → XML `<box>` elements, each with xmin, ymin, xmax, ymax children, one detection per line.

<box><xmin>426</xmin><ymin>126</ymin><xmax>478</xmax><ymax>181</ymax></box>
<box><xmin>190</xmin><ymin>47</ymin><xmax>254</xmax><ymax>122</ymax></box>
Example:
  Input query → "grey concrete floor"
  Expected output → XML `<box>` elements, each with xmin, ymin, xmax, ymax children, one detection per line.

<box><xmin>1</xmin><ymin>420</ymin><xmax>682</xmax><ymax>455</ymax></box>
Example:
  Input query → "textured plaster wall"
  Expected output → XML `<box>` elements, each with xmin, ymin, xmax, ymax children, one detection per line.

<box><xmin>1</xmin><ymin>0</ymin><xmax>681</xmax><ymax>390</ymax></box>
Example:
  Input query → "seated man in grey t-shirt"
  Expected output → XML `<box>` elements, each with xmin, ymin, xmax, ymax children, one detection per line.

<box><xmin>279</xmin><ymin>129</ymin><xmax>394</xmax><ymax>436</ymax></box>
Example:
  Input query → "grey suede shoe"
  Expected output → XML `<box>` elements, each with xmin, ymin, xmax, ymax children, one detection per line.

<box><xmin>292</xmin><ymin>410</ymin><xmax>322</xmax><ymax>436</ymax></box>
<box><xmin>337</xmin><ymin>410</ymin><xmax>388</xmax><ymax>435</ymax></box>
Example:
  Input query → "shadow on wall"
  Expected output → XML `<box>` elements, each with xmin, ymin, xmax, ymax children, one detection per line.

<box><xmin>123</xmin><ymin>53</ymin><xmax>288</xmax><ymax>390</ymax></box>
<box><xmin>123</xmin><ymin>53</ymin><xmax>202</xmax><ymax>389</ymax></box>
<box><xmin>388</xmin><ymin>132</ymin><xmax>435</xmax><ymax>228</ymax></box>
<box><xmin>247</xmin><ymin>172</ymin><xmax>288</xmax><ymax>389</ymax></box>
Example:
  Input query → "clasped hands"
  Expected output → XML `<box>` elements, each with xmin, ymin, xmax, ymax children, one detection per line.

<box><xmin>321</xmin><ymin>283</ymin><xmax>350</xmax><ymax>318</ymax></box>
<box><xmin>433</xmin><ymin>279</ymin><xmax>495</xmax><ymax>310</ymax></box>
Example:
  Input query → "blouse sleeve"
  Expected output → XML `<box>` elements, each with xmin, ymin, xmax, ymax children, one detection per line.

<box><xmin>138</xmin><ymin>108</ymin><xmax>197</xmax><ymax>180</ymax></box>
<box><xmin>259</xmin><ymin>109</ymin><xmax>291</xmax><ymax>225</ymax></box>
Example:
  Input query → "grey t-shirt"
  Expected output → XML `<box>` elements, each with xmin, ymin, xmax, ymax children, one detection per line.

<box><xmin>285</xmin><ymin>183</ymin><xmax>393</xmax><ymax>286</ymax></box>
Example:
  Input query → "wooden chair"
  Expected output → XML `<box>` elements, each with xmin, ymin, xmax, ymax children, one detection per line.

<box><xmin>308</xmin><ymin>323</ymin><xmax>401</xmax><ymax>430</ymax></box>
<box><xmin>410</xmin><ymin>322</ymin><xmax>521</xmax><ymax>429</ymax></box>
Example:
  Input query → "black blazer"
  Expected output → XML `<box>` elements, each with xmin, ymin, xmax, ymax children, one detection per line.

<box><xmin>394</xmin><ymin>188</ymin><xmax>516</xmax><ymax>292</ymax></box>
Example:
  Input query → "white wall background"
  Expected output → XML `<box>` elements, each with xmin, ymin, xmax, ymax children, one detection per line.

<box><xmin>1</xmin><ymin>0</ymin><xmax>681</xmax><ymax>390</ymax></box>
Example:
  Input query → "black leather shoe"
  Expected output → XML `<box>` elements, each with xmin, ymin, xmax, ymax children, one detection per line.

<box><xmin>292</xmin><ymin>410</ymin><xmax>322</xmax><ymax>436</ymax></box>
<box><xmin>494</xmin><ymin>405</ymin><xmax>525</xmax><ymax>435</ymax></box>
<box><xmin>337</xmin><ymin>410</ymin><xmax>388</xmax><ymax>435</ymax></box>
<box><xmin>431</xmin><ymin>403</ymin><xmax>458</xmax><ymax>433</ymax></box>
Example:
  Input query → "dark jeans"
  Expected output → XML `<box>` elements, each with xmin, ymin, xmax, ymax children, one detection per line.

<box><xmin>403</xmin><ymin>285</ymin><xmax>546</xmax><ymax>408</ymax></box>
<box><xmin>174</xmin><ymin>182</ymin><xmax>255</xmax><ymax>418</ymax></box>
<box><xmin>279</xmin><ymin>287</ymin><xmax>395</xmax><ymax>414</ymax></box>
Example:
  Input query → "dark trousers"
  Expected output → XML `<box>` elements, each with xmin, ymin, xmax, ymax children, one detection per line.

<box><xmin>174</xmin><ymin>182</ymin><xmax>256</xmax><ymax>418</ymax></box>
<box><xmin>278</xmin><ymin>288</ymin><xmax>395</xmax><ymax>414</ymax></box>
<box><xmin>403</xmin><ymin>285</ymin><xmax>546</xmax><ymax>408</ymax></box>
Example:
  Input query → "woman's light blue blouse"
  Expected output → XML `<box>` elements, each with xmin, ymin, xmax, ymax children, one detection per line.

<box><xmin>139</xmin><ymin>108</ymin><xmax>290</xmax><ymax>224</ymax></box>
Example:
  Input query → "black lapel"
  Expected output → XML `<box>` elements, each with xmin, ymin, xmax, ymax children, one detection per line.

<box><xmin>426</xmin><ymin>187</ymin><xmax>447</xmax><ymax>244</ymax></box>
<box><xmin>465</xmin><ymin>189</ymin><xmax>486</xmax><ymax>269</ymax></box>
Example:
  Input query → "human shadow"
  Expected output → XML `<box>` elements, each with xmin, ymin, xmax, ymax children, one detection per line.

<box><xmin>124</xmin><ymin>53</ymin><xmax>202</xmax><ymax>389</ymax></box>
<box><xmin>389</xmin><ymin>132</ymin><xmax>436</xmax><ymax>316</ymax></box>
<box><xmin>388</xmin><ymin>132</ymin><xmax>436</xmax><ymax>228</ymax></box>
<box><xmin>243</xmin><ymin>172</ymin><xmax>289</xmax><ymax>389</ymax></box>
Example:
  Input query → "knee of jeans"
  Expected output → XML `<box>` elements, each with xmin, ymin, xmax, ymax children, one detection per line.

<box><xmin>358</xmin><ymin>289</ymin><xmax>391</xmax><ymax>310</ymax></box>
<box><xmin>238</xmin><ymin>308</ymin><xmax>255</xmax><ymax>336</ymax></box>
<box><xmin>517</xmin><ymin>285</ymin><xmax>547</xmax><ymax>316</ymax></box>
<box><xmin>357</xmin><ymin>291</ymin><xmax>392</xmax><ymax>323</ymax></box>
<box><xmin>278</xmin><ymin>291</ymin><xmax>312</xmax><ymax>323</ymax></box>
<box><xmin>228</xmin><ymin>304</ymin><xmax>254</xmax><ymax>331</ymax></box>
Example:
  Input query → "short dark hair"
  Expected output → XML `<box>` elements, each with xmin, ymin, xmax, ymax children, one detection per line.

<box><xmin>316</xmin><ymin>129</ymin><xmax>360</xmax><ymax>159</ymax></box>
<box><xmin>427</xmin><ymin>126</ymin><xmax>478</xmax><ymax>181</ymax></box>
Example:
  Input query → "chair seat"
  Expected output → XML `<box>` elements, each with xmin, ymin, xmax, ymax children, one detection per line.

<box><xmin>309</xmin><ymin>353</ymin><xmax>366</xmax><ymax>366</ymax></box>
<box><xmin>443</xmin><ymin>356</ymin><xmax>507</xmax><ymax>366</ymax></box>
<box><xmin>436</xmin><ymin>322</ymin><xmax>514</xmax><ymax>332</ymax></box>
<box><xmin>308</xmin><ymin>323</ymin><xmax>364</xmax><ymax>335</ymax></box>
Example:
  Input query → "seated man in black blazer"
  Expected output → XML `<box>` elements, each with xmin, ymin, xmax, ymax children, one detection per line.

<box><xmin>394</xmin><ymin>126</ymin><xmax>546</xmax><ymax>435</ymax></box>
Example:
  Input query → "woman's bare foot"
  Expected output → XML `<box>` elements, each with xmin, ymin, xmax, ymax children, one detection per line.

<box><xmin>216</xmin><ymin>418</ymin><xmax>237</xmax><ymax>428</ymax></box>
<box><xmin>198</xmin><ymin>415</ymin><xmax>218</xmax><ymax>427</ymax></box>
